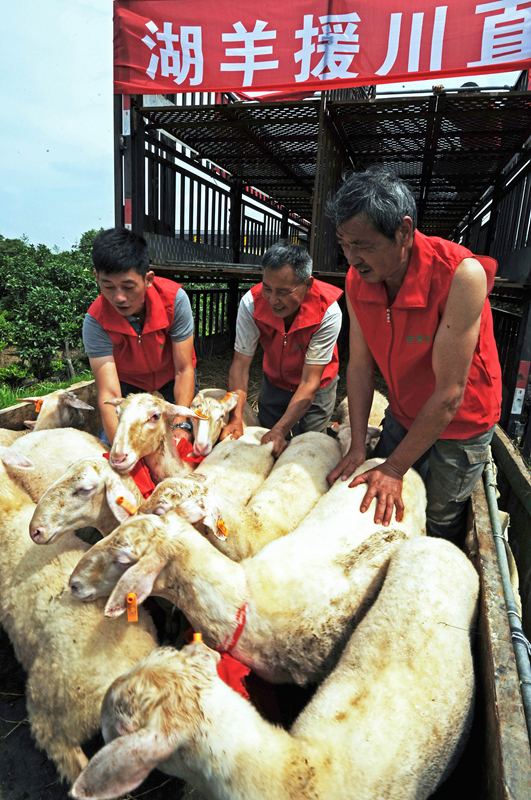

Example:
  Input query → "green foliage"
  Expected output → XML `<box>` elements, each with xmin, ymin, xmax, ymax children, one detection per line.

<box><xmin>0</xmin><ymin>231</ymin><xmax>102</xmax><ymax>379</ymax></box>
<box><xmin>0</xmin><ymin>363</ymin><xmax>32</xmax><ymax>386</ymax></box>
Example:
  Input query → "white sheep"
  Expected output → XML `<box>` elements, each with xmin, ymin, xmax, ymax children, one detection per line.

<box><xmin>105</xmin><ymin>393</ymin><xmax>205</xmax><ymax>483</ymax></box>
<box><xmin>69</xmin><ymin>458</ymin><xmax>426</xmax><ymax>685</ymax></box>
<box><xmin>190</xmin><ymin>388</ymin><xmax>259</xmax><ymax>457</ymax></box>
<box><xmin>0</xmin><ymin>427</ymin><xmax>28</xmax><ymax>446</ymax></box>
<box><xmin>29</xmin><ymin>456</ymin><xmax>143</xmax><ymax>544</ymax></box>
<box><xmin>71</xmin><ymin>536</ymin><xmax>478</xmax><ymax>800</ymax></box>
<box><xmin>19</xmin><ymin>388</ymin><xmax>94</xmax><ymax>430</ymax></box>
<box><xmin>139</xmin><ymin>432</ymin><xmax>342</xmax><ymax>560</ymax></box>
<box><xmin>7</xmin><ymin>428</ymin><xmax>106</xmax><ymax>502</ymax></box>
<box><xmin>0</xmin><ymin>446</ymin><xmax>158</xmax><ymax>785</ymax></box>
<box><xmin>28</xmin><ymin>430</ymin><xmax>277</xmax><ymax>548</ymax></box>
<box><xmin>0</xmin><ymin>389</ymin><xmax>94</xmax><ymax>447</ymax></box>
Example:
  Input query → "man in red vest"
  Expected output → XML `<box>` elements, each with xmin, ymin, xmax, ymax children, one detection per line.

<box><xmin>220</xmin><ymin>241</ymin><xmax>343</xmax><ymax>457</ymax></box>
<box><xmin>83</xmin><ymin>228</ymin><xmax>196</xmax><ymax>445</ymax></box>
<box><xmin>327</xmin><ymin>166</ymin><xmax>502</xmax><ymax>543</ymax></box>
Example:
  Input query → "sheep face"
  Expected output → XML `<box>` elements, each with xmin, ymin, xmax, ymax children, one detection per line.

<box><xmin>29</xmin><ymin>458</ymin><xmax>137</xmax><ymax>543</ymax></box>
<box><xmin>138</xmin><ymin>474</ymin><xmax>206</xmax><ymax>516</ymax></box>
<box><xmin>138</xmin><ymin>474</ymin><xmax>221</xmax><ymax>534</ymax></box>
<box><xmin>107</xmin><ymin>394</ymin><xmax>193</xmax><ymax>473</ymax></box>
<box><xmin>20</xmin><ymin>389</ymin><xmax>93</xmax><ymax>431</ymax></box>
<box><xmin>189</xmin><ymin>392</ymin><xmax>238</xmax><ymax>457</ymax></box>
<box><xmin>71</xmin><ymin>644</ymin><xmax>220</xmax><ymax>800</ymax></box>
<box><xmin>68</xmin><ymin>514</ymin><xmax>170</xmax><ymax>608</ymax></box>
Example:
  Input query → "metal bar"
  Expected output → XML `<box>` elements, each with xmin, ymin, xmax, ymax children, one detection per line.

<box><xmin>484</xmin><ymin>459</ymin><xmax>531</xmax><ymax>739</ymax></box>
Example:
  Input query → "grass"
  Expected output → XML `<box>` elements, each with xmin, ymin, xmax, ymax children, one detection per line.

<box><xmin>0</xmin><ymin>371</ymin><xmax>93</xmax><ymax>411</ymax></box>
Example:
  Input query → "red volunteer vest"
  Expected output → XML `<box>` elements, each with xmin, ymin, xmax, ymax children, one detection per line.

<box><xmin>88</xmin><ymin>276</ymin><xmax>196</xmax><ymax>392</ymax></box>
<box><xmin>346</xmin><ymin>231</ymin><xmax>502</xmax><ymax>439</ymax></box>
<box><xmin>251</xmin><ymin>279</ymin><xmax>343</xmax><ymax>392</ymax></box>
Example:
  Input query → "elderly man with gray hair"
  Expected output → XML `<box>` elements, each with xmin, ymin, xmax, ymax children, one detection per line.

<box><xmin>327</xmin><ymin>165</ymin><xmax>502</xmax><ymax>544</ymax></box>
<box><xmin>220</xmin><ymin>240</ymin><xmax>343</xmax><ymax>457</ymax></box>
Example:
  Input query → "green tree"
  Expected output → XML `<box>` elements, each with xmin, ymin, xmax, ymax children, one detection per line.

<box><xmin>0</xmin><ymin>232</ymin><xmax>100</xmax><ymax>379</ymax></box>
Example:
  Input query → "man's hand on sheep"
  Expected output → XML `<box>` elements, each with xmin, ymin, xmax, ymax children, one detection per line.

<box><xmin>349</xmin><ymin>462</ymin><xmax>405</xmax><ymax>526</ymax></box>
<box><xmin>220</xmin><ymin>421</ymin><xmax>244</xmax><ymax>441</ymax></box>
<box><xmin>260</xmin><ymin>427</ymin><xmax>288</xmax><ymax>458</ymax></box>
<box><xmin>326</xmin><ymin>443</ymin><xmax>367</xmax><ymax>486</ymax></box>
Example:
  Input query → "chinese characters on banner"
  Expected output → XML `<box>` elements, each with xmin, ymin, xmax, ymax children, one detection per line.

<box><xmin>114</xmin><ymin>0</ymin><xmax>531</xmax><ymax>95</ymax></box>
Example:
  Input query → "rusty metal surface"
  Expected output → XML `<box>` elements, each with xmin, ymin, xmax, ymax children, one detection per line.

<box><xmin>469</xmin><ymin>481</ymin><xmax>531</xmax><ymax>800</ymax></box>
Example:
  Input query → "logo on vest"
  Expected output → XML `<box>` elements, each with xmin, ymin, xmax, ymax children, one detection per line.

<box><xmin>159</xmin><ymin>344</ymin><xmax>164</xmax><ymax>350</ymax></box>
<box><xmin>293</xmin><ymin>344</ymin><xmax>299</xmax><ymax>351</ymax></box>
<box><xmin>406</xmin><ymin>335</ymin><xmax>432</xmax><ymax>344</ymax></box>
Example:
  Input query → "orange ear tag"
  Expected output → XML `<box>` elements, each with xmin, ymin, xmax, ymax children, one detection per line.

<box><xmin>195</xmin><ymin>408</ymin><xmax>209</xmax><ymax>420</ymax></box>
<box><xmin>220</xmin><ymin>393</ymin><xmax>232</xmax><ymax>402</ymax></box>
<box><xmin>116</xmin><ymin>496</ymin><xmax>138</xmax><ymax>516</ymax></box>
<box><xmin>34</xmin><ymin>398</ymin><xmax>44</xmax><ymax>413</ymax></box>
<box><xmin>193</xmin><ymin>632</ymin><xmax>203</xmax><ymax>642</ymax></box>
<box><xmin>217</xmin><ymin>519</ymin><xmax>228</xmax><ymax>538</ymax></box>
<box><xmin>126</xmin><ymin>592</ymin><xmax>138</xmax><ymax>622</ymax></box>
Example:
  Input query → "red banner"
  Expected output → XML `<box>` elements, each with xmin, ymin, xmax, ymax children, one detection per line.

<box><xmin>114</xmin><ymin>0</ymin><xmax>531</xmax><ymax>96</ymax></box>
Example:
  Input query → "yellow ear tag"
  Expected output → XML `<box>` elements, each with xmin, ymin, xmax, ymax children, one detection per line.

<box><xmin>34</xmin><ymin>398</ymin><xmax>44</xmax><ymax>413</ymax></box>
<box><xmin>116</xmin><ymin>496</ymin><xmax>138</xmax><ymax>516</ymax></box>
<box><xmin>193</xmin><ymin>632</ymin><xmax>203</xmax><ymax>642</ymax></box>
<box><xmin>195</xmin><ymin>408</ymin><xmax>209</xmax><ymax>420</ymax></box>
<box><xmin>217</xmin><ymin>519</ymin><xmax>228</xmax><ymax>537</ymax></box>
<box><xmin>126</xmin><ymin>592</ymin><xmax>138</xmax><ymax>622</ymax></box>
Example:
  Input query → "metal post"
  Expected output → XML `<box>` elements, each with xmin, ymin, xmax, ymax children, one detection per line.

<box><xmin>229</xmin><ymin>179</ymin><xmax>243</xmax><ymax>263</ymax></box>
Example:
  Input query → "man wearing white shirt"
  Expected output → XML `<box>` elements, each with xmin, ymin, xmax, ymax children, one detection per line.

<box><xmin>220</xmin><ymin>241</ymin><xmax>343</xmax><ymax>457</ymax></box>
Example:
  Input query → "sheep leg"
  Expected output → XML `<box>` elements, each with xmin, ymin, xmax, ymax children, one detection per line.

<box><xmin>30</xmin><ymin>713</ymin><xmax>89</xmax><ymax>784</ymax></box>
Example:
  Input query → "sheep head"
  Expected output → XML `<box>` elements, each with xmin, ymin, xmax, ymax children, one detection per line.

<box><xmin>68</xmin><ymin>513</ymin><xmax>171</xmax><ymax>613</ymax></box>
<box><xmin>189</xmin><ymin>391</ymin><xmax>238</xmax><ymax>457</ymax></box>
<box><xmin>19</xmin><ymin>389</ymin><xmax>93</xmax><ymax>431</ymax></box>
<box><xmin>107</xmin><ymin>393</ymin><xmax>196</xmax><ymax>473</ymax></box>
<box><xmin>70</xmin><ymin>644</ymin><xmax>220</xmax><ymax>800</ymax></box>
<box><xmin>137</xmin><ymin>474</ymin><xmax>222</xmax><ymax>538</ymax></box>
<box><xmin>30</xmin><ymin>458</ymin><xmax>138</xmax><ymax>544</ymax></box>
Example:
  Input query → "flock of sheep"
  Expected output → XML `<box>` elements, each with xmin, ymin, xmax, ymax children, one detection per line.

<box><xmin>0</xmin><ymin>386</ymin><xmax>480</xmax><ymax>800</ymax></box>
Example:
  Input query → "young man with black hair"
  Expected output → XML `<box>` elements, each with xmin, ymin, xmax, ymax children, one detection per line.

<box><xmin>220</xmin><ymin>241</ymin><xmax>343</xmax><ymax>457</ymax></box>
<box><xmin>83</xmin><ymin>228</ymin><xmax>196</xmax><ymax>445</ymax></box>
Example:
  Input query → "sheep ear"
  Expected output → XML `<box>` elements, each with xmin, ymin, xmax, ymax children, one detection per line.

<box><xmin>23</xmin><ymin>420</ymin><xmax>37</xmax><ymax>429</ymax></box>
<box><xmin>220</xmin><ymin>392</ymin><xmax>238</xmax><ymax>414</ymax></box>
<box><xmin>0</xmin><ymin>447</ymin><xmax>34</xmax><ymax>470</ymax></box>
<box><xmin>163</xmin><ymin>403</ymin><xmax>195</xmax><ymax>418</ymax></box>
<box><xmin>105</xmin><ymin>552</ymin><xmax>166</xmax><ymax>618</ymax></box>
<box><xmin>186</xmin><ymin>639</ymin><xmax>221</xmax><ymax>668</ymax></box>
<box><xmin>103</xmin><ymin>398</ymin><xmax>123</xmax><ymax>408</ymax></box>
<box><xmin>63</xmin><ymin>395</ymin><xmax>94</xmax><ymax>411</ymax></box>
<box><xmin>17</xmin><ymin>396</ymin><xmax>41</xmax><ymax>403</ymax></box>
<box><xmin>177</xmin><ymin>497</ymin><xmax>209</xmax><ymax>524</ymax></box>
<box><xmin>177</xmin><ymin>498</ymin><xmax>221</xmax><ymax>539</ymax></box>
<box><xmin>71</xmin><ymin>729</ymin><xmax>176</xmax><ymax>800</ymax></box>
<box><xmin>105</xmin><ymin>477</ymin><xmax>138</xmax><ymax>523</ymax></box>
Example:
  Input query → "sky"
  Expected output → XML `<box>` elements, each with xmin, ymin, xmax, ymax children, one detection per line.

<box><xmin>0</xmin><ymin>1</ymin><xmax>522</xmax><ymax>252</ymax></box>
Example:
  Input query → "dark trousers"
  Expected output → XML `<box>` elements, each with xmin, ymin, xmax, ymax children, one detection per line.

<box><xmin>258</xmin><ymin>374</ymin><xmax>339</xmax><ymax>437</ymax></box>
<box><xmin>374</xmin><ymin>408</ymin><xmax>494</xmax><ymax>543</ymax></box>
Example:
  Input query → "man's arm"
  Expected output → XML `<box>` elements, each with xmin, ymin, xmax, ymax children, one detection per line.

<box><xmin>350</xmin><ymin>257</ymin><xmax>488</xmax><ymax>526</ymax></box>
<box><xmin>261</xmin><ymin>362</ymin><xmax>326</xmax><ymax>457</ymax></box>
<box><xmin>90</xmin><ymin>356</ymin><xmax>122</xmax><ymax>445</ymax></box>
<box><xmin>327</xmin><ymin>294</ymin><xmax>376</xmax><ymax>485</ymax></box>
<box><xmin>220</xmin><ymin>351</ymin><xmax>253</xmax><ymax>441</ymax></box>
<box><xmin>171</xmin><ymin>335</ymin><xmax>196</xmax><ymax>441</ymax></box>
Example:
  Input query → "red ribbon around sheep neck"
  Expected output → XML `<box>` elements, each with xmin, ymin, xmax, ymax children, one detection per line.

<box><xmin>102</xmin><ymin>453</ymin><xmax>156</xmax><ymax>499</ymax></box>
<box><xmin>175</xmin><ymin>437</ymin><xmax>205</xmax><ymax>464</ymax></box>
